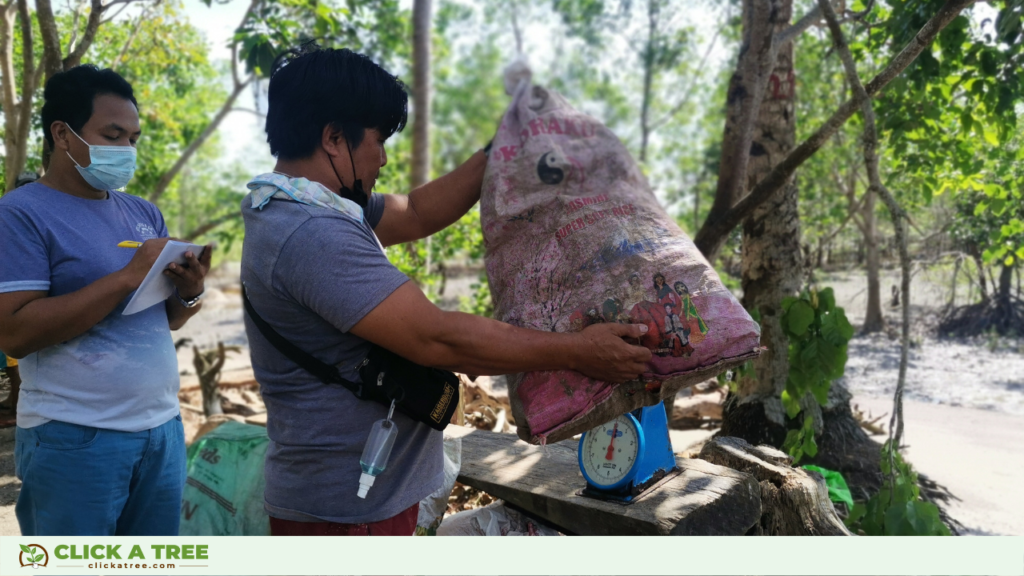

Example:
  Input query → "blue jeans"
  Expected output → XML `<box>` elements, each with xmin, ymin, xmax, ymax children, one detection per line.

<box><xmin>14</xmin><ymin>415</ymin><xmax>186</xmax><ymax>535</ymax></box>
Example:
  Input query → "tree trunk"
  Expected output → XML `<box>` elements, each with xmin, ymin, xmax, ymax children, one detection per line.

<box><xmin>735</xmin><ymin>0</ymin><xmax>801</xmax><ymax>427</ymax></box>
<box><xmin>0</xmin><ymin>5</ymin><xmax>20</xmax><ymax>192</ymax></box>
<box><xmin>997</xmin><ymin>263</ymin><xmax>1013</xmax><ymax>309</ymax></box>
<box><xmin>970</xmin><ymin>246</ymin><xmax>989</xmax><ymax>302</ymax></box>
<box><xmin>411</xmin><ymin>0</ymin><xmax>431</xmax><ymax>189</ymax></box>
<box><xmin>862</xmin><ymin>188</ymin><xmax>884</xmax><ymax>333</ymax></box>
<box><xmin>411</xmin><ymin>0</ymin><xmax>432</xmax><ymax>272</ymax></box>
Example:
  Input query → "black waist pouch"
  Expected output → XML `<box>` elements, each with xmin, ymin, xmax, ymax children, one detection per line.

<box><xmin>243</xmin><ymin>286</ymin><xmax>458</xmax><ymax>431</ymax></box>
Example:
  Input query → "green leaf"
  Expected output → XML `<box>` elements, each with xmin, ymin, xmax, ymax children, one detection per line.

<box><xmin>20</xmin><ymin>545</ymin><xmax>33</xmax><ymax>555</ymax></box>
<box><xmin>785</xmin><ymin>300</ymin><xmax>815</xmax><ymax>337</ymax></box>
<box><xmin>845</xmin><ymin>502</ymin><xmax>867</xmax><ymax>528</ymax></box>
<box><xmin>781</xmin><ymin>389</ymin><xmax>802</xmax><ymax>418</ymax></box>
<box><xmin>803</xmin><ymin>429</ymin><xmax>818</xmax><ymax>457</ymax></box>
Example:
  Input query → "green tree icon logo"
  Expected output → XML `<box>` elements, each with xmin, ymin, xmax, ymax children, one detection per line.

<box><xmin>19</xmin><ymin>544</ymin><xmax>48</xmax><ymax>568</ymax></box>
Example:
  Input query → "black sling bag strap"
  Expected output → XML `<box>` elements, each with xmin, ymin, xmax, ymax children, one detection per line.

<box><xmin>242</xmin><ymin>285</ymin><xmax>458</xmax><ymax>431</ymax></box>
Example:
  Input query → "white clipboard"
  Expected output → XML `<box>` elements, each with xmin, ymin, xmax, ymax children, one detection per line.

<box><xmin>122</xmin><ymin>240</ymin><xmax>206</xmax><ymax>315</ymax></box>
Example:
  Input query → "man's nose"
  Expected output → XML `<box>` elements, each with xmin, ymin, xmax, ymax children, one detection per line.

<box><xmin>380</xmin><ymin>147</ymin><xmax>387</xmax><ymax>167</ymax></box>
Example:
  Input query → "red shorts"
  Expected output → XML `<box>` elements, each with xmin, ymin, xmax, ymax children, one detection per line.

<box><xmin>269</xmin><ymin>504</ymin><xmax>419</xmax><ymax>536</ymax></box>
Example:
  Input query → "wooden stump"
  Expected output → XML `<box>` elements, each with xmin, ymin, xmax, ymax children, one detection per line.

<box><xmin>450</xmin><ymin>427</ymin><xmax>762</xmax><ymax>535</ymax></box>
<box><xmin>699</xmin><ymin>436</ymin><xmax>852</xmax><ymax>535</ymax></box>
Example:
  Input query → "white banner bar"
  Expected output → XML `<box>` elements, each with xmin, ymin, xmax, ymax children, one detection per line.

<box><xmin>2</xmin><ymin>535</ymin><xmax>1022</xmax><ymax>575</ymax></box>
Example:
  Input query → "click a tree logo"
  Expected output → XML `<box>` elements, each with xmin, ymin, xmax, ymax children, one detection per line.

<box><xmin>18</xmin><ymin>544</ymin><xmax>48</xmax><ymax>568</ymax></box>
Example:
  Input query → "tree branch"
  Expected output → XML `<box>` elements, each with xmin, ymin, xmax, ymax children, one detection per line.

<box><xmin>35</xmin><ymin>0</ymin><xmax>64</xmax><ymax>80</ymax></box>
<box><xmin>184</xmin><ymin>211</ymin><xmax>241</xmax><ymax>241</ymax></box>
<box><xmin>110</xmin><ymin>0</ymin><xmax>161</xmax><ymax>71</ymax></box>
<box><xmin>63</xmin><ymin>0</ymin><xmax>106</xmax><ymax>70</ymax></box>
<box><xmin>654</xmin><ymin>13</ymin><xmax>725</xmax><ymax>127</ymax></box>
<box><xmin>816</xmin><ymin>0</ymin><xmax>911</xmax><ymax>491</ymax></box>
<box><xmin>693</xmin><ymin>0</ymin><xmax>977</xmax><ymax>259</ymax></box>
<box><xmin>776</xmin><ymin>5</ymin><xmax>821</xmax><ymax>46</ymax></box>
<box><xmin>148</xmin><ymin>78</ymin><xmax>251</xmax><ymax>204</ymax></box>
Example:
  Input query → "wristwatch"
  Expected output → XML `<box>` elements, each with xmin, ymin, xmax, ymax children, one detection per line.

<box><xmin>175</xmin><ymin>288</ymin><xmax>204</xmax><ymax>309</ymax></box>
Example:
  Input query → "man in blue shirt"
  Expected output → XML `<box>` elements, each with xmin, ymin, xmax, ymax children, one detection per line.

<box><xmin>0</xmin><ymin>65</ymin><xmax>211</xmax><ymax>536</ymax></box>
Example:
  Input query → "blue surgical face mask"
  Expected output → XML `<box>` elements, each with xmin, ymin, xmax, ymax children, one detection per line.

<box><xmin>66</xmin><ymin>126</ymin><xmax>137</xmax><ymax>191</ymax></box>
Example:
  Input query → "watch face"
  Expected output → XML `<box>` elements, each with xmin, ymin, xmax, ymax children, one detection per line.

<box><xmin>580</xmin><ymin>414</ymin><xmax>640</xmax><ymax>488</ymax></box>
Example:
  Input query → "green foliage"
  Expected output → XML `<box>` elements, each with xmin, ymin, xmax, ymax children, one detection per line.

<box><xmin>801</xmin><ymin>464</ymin><xmax>854</xmax><ymax>508</ymax></box>
<box><xmin>845</xmin><ymin>442</ymin><xmax>952</xmax><ymax>536</ymax></box>
<box><xmin>459</xmin><ymin>273</ymin><xmax>494</xmax><ymax>318</ymax></box>
<box><xmin>782</xmin><ymin>414</ymin><xmax>818</xmax><ymax>464</ymax></box>
<box><xmin>780</xmin><ymin>288</ymin><xmax>854</xmax><ymax>418</ymax></box>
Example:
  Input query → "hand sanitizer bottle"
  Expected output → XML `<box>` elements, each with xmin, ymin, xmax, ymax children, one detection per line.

<box><xmin>357</xmin><ymin>399</ymin><xmax>398</xmax><ymax>499</ymax></box>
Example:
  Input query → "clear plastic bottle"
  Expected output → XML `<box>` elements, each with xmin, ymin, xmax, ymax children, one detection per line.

<box><xmin>357</xmin><ymin>400</ymin><xmax>398</xmax><ymax>499</ymax></box>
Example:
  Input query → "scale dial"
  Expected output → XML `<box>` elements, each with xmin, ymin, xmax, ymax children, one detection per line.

<box><xmin>578</xmin><ymin>413</ymin><xmax>644</xmax><ymax>489</ymax></box>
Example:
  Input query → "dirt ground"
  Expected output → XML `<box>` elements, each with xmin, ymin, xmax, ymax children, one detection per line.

<box><xmin>1</xmin><ymin>264</ymin><xmax>1021</xmax><ymax>536</ymax></box>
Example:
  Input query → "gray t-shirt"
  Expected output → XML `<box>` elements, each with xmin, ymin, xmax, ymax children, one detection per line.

<box><xmin>240</xmin><ymin>191</ymin><xmax>443</xmax><ymax>524</ymax></box>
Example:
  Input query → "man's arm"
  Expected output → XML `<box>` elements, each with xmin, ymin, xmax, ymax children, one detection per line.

<box><xmin>373</xmin><ymin>150</ymin><xmax>487</xmax><ymax>247</ymax></box>
<box><xmin>0</xmin><ymin>238</ymin><xmax>170</xmax><ymax>358</ymax></box>
<box><xmin>350</xmin><ymin>281</ymin><xmax>652</xmax><ymax>383</ymax></box>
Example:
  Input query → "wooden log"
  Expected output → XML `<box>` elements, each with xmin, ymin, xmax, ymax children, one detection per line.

<box><xmin>448</xmin><ymin>426</ymin><xmax>761</xmax><ymax>535</ymax></box>
<box><xmin>698</xmin><ymin>436</ymin><xmax>852</xmax><ymax>535</ymax></box>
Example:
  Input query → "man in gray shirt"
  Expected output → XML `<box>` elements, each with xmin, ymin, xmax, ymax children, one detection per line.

<box><xmin>241</xmin><ymin>46</ymin><xmax>651</xmax><ymax>536</ymax></box>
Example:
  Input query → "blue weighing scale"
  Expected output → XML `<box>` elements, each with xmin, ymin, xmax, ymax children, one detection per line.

<box><xmin>577</xmin><ymin>401</ymin><xmax>679</xmax><ymax>503</ymax></box>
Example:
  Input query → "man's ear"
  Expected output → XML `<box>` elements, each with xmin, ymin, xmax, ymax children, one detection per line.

<box><xmin>321</xmin><ymin>124</ymin><xmax>345</xmax><ymax>158</ymax></box>
<box><xmin>50</xmin><ymin>121</ymin><xmax>71</xmax><ymax>152</ymax></box>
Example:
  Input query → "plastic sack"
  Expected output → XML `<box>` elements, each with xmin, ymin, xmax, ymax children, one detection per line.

<box><xmin>415</xmin><ymin>435</ymin><xmax>462</xmax><ymax>535</ymax></box>
<box><xmin>435</xmin><ymin>501</ymin><xmax>561</xmax><ymax>536</ymax></box>
<box><xmin>481</xmin><ymin>73</ymin><xmax>761</xmax><ymax>445</ymax></box>
<box><xmin>802</xmin><ymin>465</ymin><xmax>854</xmax><ymax>508</ymax></box>
<box><xmin>179</xmin><ymin>421</ymin><xmax>270</xmax><ymax>536</ymax></box>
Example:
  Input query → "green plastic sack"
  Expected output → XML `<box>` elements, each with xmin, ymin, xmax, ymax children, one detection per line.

<box><xmin>801</xmin><ymin>464</ymin><xmax>854</xmax><ymax>508</ymax></box>
<box><xmin>179</xmin><ymin>421</ymin><xmax>271</xmax><ymax>535</ymax></box>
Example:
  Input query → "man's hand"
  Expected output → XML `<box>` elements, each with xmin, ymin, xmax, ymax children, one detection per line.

<box><xmin>165</xmin><ymin>244</ymin><xmax>213</xmax><ymax>299</ymax></box>
<box><xmin>119</xmin><ymin>238</ymin><xmax>170</xmax><ymax>289</ymax></box>
<box><xmin>572</xmin><ymin>323</ymin><xmax>653</xmax><ymax>383</ymax></box>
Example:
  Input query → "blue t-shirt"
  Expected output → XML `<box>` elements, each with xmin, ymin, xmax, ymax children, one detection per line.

<box><xmin>241</xmin><ymin>190</ymin><xmax>443</xmax><ymax>525</ymax></box>
<box><xmin>0</xmin><ymin>183</ymin><xmax>180</xmax><ymax>432</ymax></box>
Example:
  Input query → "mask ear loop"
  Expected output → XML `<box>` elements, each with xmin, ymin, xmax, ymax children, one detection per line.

<box><xmin>63</xmin><ymin>123</ymin><xmax>90</xmax><ymax>169</ymax></box>
<box><xmin>327</xmin><ymin>132</ymin><xmax>368</xmax><ymax>208</ymax></box>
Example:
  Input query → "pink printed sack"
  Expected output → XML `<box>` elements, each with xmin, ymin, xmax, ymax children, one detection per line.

<box><xmin>481</xmin><ymin>78</ymin><xmax>762</xmax><ymax>445</ymax></box>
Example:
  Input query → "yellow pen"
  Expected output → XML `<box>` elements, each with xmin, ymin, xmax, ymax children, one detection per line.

<box><xmin>117</xmin><ymin>241</ymin><xmax>143</xmax><ymax>248</ymax></box>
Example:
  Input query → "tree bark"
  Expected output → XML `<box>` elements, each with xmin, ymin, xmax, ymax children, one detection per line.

<box><xmin>862</xmin><ymin>188</ymin><xmax>885</xmax><ymax>332</ymax></box>
<box><xmin>702</xmin><ymin>0</ymin><xmax>779</xmax><ymax>236</ymax></box>
<box><xmin>736</xmin><ymin>0</ymin><xmax>801</xmax><ymax>425</ymax></box>
<box><xmin>699</xmin><ymin>436</ymin><xmax>852</xmax><ymax>535</ymax></box>
<box><xmin>694</xmin><ymin>0</ymin><xmax>978</xmax><ymax>260</ymax></box>
<box><xmin>411</xmin><ymin>0</ymin><xmax>431</xmax><ymax>189</ymax></box>
<box><xmin>0</xmin><ymin>3</ymin><xmax>19</xmax><ymax>192</ymax></box>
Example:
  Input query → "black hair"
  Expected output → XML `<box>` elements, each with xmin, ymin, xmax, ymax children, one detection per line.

<box><xmin>40</xmin><ymin>65</ymin><xmax>138</xmax><ymax>151</ymax></box>
<box><xmin>265</xmin><ymin>45</ymin><xmax>408</xmax><ymax>160</ymax></box>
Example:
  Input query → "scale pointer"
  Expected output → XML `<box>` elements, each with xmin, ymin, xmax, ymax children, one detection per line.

<box><xmin>605</xmin><ymin>422</ymin><xmax>617</xmax><ymax>461</ymax></box>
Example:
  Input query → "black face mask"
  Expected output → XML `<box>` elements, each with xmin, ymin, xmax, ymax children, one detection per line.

<box><xmin>328</xmin><ymin>139</ymin><xmax>368</xmax><ymax>209</ymax></box>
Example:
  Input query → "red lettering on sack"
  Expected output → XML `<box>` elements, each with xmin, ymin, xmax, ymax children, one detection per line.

<box><xmin>499</xmin><ymin>145</ymin><xmax>519</xmax><ymax>161</ymax></box>
<box><xmin>547</xmin><ymin>118</ymin><xmax>563</xmax><ymax>134</ymax></box>
<box><xmin>529</xmin><ymin>119</ymin><xmax>549</xmax><ymax>136</ymax></box>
